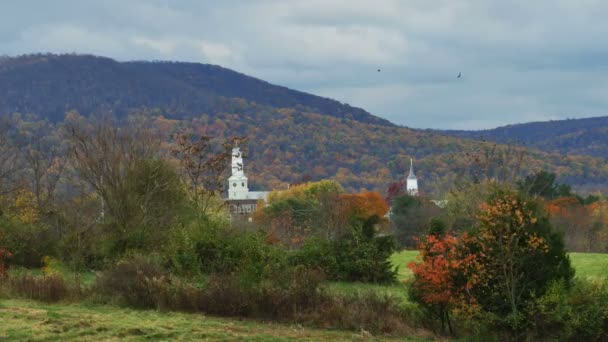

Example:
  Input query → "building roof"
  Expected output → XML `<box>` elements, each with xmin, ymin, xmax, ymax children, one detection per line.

<box><xmin>248</xmin><ymin>191</ymin><xmax>269</xmax><ymax>200</ymax></box>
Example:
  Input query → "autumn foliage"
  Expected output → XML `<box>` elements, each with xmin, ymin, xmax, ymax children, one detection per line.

<box><xmin>408</xmin><ymin>231</ymin><xmax>481</xmax><ymax>335</ymax></box>
<box><xmin>408</xmin><ymin>187</ymin><xmax>574</xmax><ymax>335</ymax></box>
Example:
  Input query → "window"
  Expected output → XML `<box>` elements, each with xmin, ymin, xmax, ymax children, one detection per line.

<box><xmin>241</xmin><ymin>182</ymin><xmax>245</xmax><ymax>187</ymax></box>
<box><xmin>233</xmin><ymin>183</ymin><xmax>237</xmax><ymax>187</ymax></box>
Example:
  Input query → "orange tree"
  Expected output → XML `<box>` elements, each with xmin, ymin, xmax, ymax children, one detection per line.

<box><xmin>408</xmin><ymin>230</ymin><xmax>482</xmax><ymax>336</ymax></box>
<box><xmin>409</xmin><ymin>186</ymin><xmax>574</xmax><ymax>336</ymax></box>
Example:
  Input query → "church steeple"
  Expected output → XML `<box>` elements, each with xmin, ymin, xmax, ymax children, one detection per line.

<box><xmin>228</xmin><ymin>146</ymin><xmax>249</xmax><ymax>199</ymax></box>
<box><xmin>406</xmin><ymin>158</ymin><xmax>419</xmax><ymax>196</ymax></box>
<box><xmin>408</xmin><ymin>158</ymin><xmax>416</xmax><ymax>179</ymax></box>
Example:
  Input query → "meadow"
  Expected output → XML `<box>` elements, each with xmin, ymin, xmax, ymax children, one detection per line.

<box><xmin>1</xmin><ymin>250</ymin><xmax>606</xmax><ymax>341</ymax></box>
<box><xmin>0</xmin><ymin>299</ymin><xmax>428</xmax><ymax>341</ymax></box>
<box><xmin>327</xmin><ymin>250</ymin><xmax>608</xmax><ymax>304</ymax></box>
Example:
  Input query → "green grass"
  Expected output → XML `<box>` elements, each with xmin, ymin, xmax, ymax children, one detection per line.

<box><xmin>569</xmin><ymin>253</ymin><xmax>608</xmax><ymax>281</ymax></box>
<box><xmin>390</xmin><ymin>250</ymin><xmax>419</xmax><ymax>281</ymax></box>
<box><xmin>388</xmin><ymin>250</ymin><xmax>608</xmax><ymax>282</ymax></box>
<box><xmin>0</xmin><ymin>299</ymin><xmax>426</xmax><ymax>341</ymax></box>
<box><xmin>325</xmin><ymin>250</ymin><xmax>419</xmax><ymax>305</ymax></box>
<box><xmin>327</xmin><ymin>250</ymin><xmax>608</xmax><ymax>305</ymax></box>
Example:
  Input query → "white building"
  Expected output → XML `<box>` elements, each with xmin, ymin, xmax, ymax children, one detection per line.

<box><xmin>226</xmin><ymin>146</ymin><xmax>269</xmax><ymax>217</ymax></box>
<box><xmin>406</xmin><ymin>158</ymin><xmax>419</xmax><ymax>196</ymax></box>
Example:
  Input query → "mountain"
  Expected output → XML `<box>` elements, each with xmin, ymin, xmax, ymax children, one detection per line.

<box><xmin>0</xmin><ymin>54</ymin><xmax>391</xmax><ymax>126</ymax></box>
<box><xmin>1</xmin><ymin>54</ymin><xmax>607</xmax><ymax>194</ymax></box>
<box><xmin>438</xmin><ymin>116</ymin><xmax>608</xmax><ymax>159</ymax></box>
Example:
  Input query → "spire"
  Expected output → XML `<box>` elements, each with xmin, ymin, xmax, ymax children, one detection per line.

<box><xmin>406</xmin><ymin>157</ymin><xmax>419</xmax><ymax>196</ymax></box>
<box><xmin>408</xmin><ymin>158</ymin><xmax>416</xmax><ymax>179</ymax></box>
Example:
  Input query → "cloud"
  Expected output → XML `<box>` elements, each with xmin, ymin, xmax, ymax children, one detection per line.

<box><xmin>1</xmin><ymin>0</ymin><xmax>608</xmax><ymax>129</ymax></box>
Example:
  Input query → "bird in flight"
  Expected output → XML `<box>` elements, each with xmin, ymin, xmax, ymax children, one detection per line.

<box><xmin>377</xmin><ymin>69</ymin><xmax>381</xmax><ymax>72</ymax></box>
<box><xmin>457</xmin><ymin>72</ymin><xmax>462</xmax><ymax>78</ymax></box>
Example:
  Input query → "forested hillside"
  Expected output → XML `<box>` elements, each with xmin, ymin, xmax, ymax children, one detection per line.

<box><xmin>440</xmin><ymin>116</ymin><xmax>608</xmax><ymax>159</ymax></box>
<box><xmin>1</xmin><ymin>54</ymin><xmax>607</xmax><ymax>194</ymax></box>
<box><xmin>0</xmin><ymin>54</ymin><xmax>390</xmax><ymax>126</ymax></box>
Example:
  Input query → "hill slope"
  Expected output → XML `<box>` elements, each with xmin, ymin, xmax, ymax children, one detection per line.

<box><xmin>1</xmin><ymin>54</ymin><xmax>607</xmax><ymax>194</ymax></box>
<box><xmin>439</xmin><ymin>116</ymin><xmax>608</xmax><ymax>159</ymax></box>
<box><xmin>0</xmin><ymin>54</ymin><xmax>391</xmax><ymax>126</ymax></box>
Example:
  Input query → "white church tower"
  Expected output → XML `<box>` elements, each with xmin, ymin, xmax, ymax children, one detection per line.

<box><xmin>406</xmin><ymin>158</ymin><xmax>419</xmax><ymax>196</ymax></box>
<box><xmin>228</xmin><ymin>146</ymin><xmax>249</xmax><ymax>200</ymax></box>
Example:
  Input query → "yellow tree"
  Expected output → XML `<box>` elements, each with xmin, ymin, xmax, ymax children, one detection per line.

<box><xmin>472</xmin><ymin>188</ymin><xmax>574</xmax><ymax>333</ymax></box>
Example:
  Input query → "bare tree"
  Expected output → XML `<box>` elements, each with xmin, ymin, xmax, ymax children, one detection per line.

<box><xmin>15</xmin><ymin>118</ymin><xmax>66</xmax><ymax>212</ymax></box>
<box><xmin>0</xmin><ymin>119</ymin><xmax>22</xmax><ymax>195</ymax></box>
<box><xmin>171</xmin><ymin>132</ymin><xmax>243</xmax><ymax>218</ymax></box>
<box><xmin>63</xmin><ymin>113</ymin><xmax>162</xmax><ymax>231</ymax></box>
<box><xmin>464</xmin><ymin>141</ymin><xmax>528</xmax><ymax>185</ymax></box>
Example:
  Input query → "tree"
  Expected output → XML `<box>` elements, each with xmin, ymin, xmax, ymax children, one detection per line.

<box><xmin>517</xmin><ymin>170</ymin><xmax>573</xmax><ymax>200</ymax></box>
<box><xmin>0</xmin><ymin>118</ymin><xmax>21</xmax><ymax>195</ymax></box>
<box><xmin>259</xmin><ymin>180</ymin><xmax>347</xmax><ymax>245</ymax></box>
<box><xmin>408</xmin><ymin>230</ymin><xmax>481</xmax><ymax>335</ymax></box>
<box><xmin>464</xmin><ymin>142</ymin><xmax>527</xmax><ymax>185</ymax></box>
<box><xmin>171</xmin><ymin>132</ymin><xmax>239</xmax><ymax>218</ymax></box>
<box><xmin>19</xmin><ymin>120</ymin><xmax>66</xmax><ymax>211</ymax></box>
<box><xmin>64</xmin><ymin>113</ymin><xmax>185</xmax><ymax>253</ymax></box>
<box><xmin>471</xmin><ymin>188</ymin><xmax>574</xmax><ymax>333</ymax></box>
<box><xmin>390</xmin><ymin>194</ymin><xmax>442</xmax><ymax>248</ymax></box>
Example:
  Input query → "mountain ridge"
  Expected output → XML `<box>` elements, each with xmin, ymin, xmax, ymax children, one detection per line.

<box><xmin>0</xmin><ymin>53</ymin><xmax>393</xmax><ymax>126</ymax></box>
<box><xmin>1</xmin><ymin>53</ymin><xmax>607</xmax><ymax>194</ymax></box>
<box><xmin>437</xmin><ymin>116</ymin><xmax>608</xmax><ymax>159</ymax></box>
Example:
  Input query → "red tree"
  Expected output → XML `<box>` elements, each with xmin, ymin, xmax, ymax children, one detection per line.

<box><xmin>408</xmin><ymin>232</ymin><xmax>481</xmax><ymax>335</ymax></box>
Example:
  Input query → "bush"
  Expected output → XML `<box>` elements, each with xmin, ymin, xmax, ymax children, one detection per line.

<box><xmin>0</xmin><ymin>217</ymin><xmax>56</xmax><ymax>268</ymax></box>
<box><xmin>8</xmin><ymin>273</ymin><xmax>69</xmax><ymax>302</ymax></box>
<box><xmin>310</xmin><ymin>291</ymin><xmax>418</xmax><ymax>335</ymax></box>
<box><xmin>0</xmin><ymin>247</ymin><xmax>12</xmax><ymax>277</ymax></box>
<box><xmin>292</xmin><ymin>223</ymin><xmax>397</xmax><ymax>283</ymax></box>
<box><xmin>168</xmin><ymin>222</ymin><xmax>288</xmax><ymax>281</ymax></box>
<box><xmin>94</xmin><ymin>254</ymin><xmax>167</xmax><ymax>308</ymax></box>
<box><xmin>530</xmin><ymin>279</ymin><xmax>608</xmax><ymax>341</ymax></box>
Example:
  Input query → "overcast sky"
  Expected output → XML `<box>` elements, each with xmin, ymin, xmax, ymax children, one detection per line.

<box><xmin>1</xmin><ymin>1</ymin><xmax>608</xmax><ymax>129</ymax></box>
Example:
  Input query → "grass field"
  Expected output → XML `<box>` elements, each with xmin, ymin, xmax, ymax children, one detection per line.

<box><xmin>569</xmin><ymin>253</ymin><xmax>608</xmax><ymax>281</ymax></box>
<box><xmin>0</xmin><ymin>299</ymin><xmax>427</xmax><ymax>341</ymax></box>
<box><xmin>389</xmin><ymin>250</ymin><xmax>608</xmax><ymax>281</ymax></box>
<box><xmin>327</xmin><ymin>250</ymin><xmax>608</xmax><ymax>304</ymax></box>
<box><xmin>1</xmin><ymin>251</ymin><xmax>606</xmax><ymax>341</ymax></box>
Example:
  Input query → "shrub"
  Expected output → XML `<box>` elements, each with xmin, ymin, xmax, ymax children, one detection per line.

<box><xmin>310</xmin><ymin>291</ymin><xmax>417</xmax><ymax>335</ymax></box>
<box><xmin>94</xmin><ymin>254</ymin><xmax>167</xmax><ymax>308</ymax></box>
<box><xmin>8</xmin><ymin>273</ymin><xmax>69</xmax><ymax>302</ymax></box>
<box><xmin>530</xmin><ymin>279</ymin><xmax>608</xmax><ymax>341</ymax></box>
<box><xmin>0</xmin><ymin>217</ymin><xmax>55</xmax><ymax>268</ymax></box>
<box><xmin>168</xmin><ymin>222</ymin><xmax>288</xmax><ymax>281</ymax></box>
<box><xmin>0</xmin><ymin>247</ymin><xmax>12</xmax><ymax>277</ymax></box>
<box><xmin>292</xmin><ymin>222</ymin><xmax>397</xmax><ymax>283</ymax></box>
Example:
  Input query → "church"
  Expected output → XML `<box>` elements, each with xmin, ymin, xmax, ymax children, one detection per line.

<box><xmin>225</xmin><ymin>146</ymin><xmax>269</xmax><ymax>218</ymax></box>
<box><xmin>406</xmin><ymin>158</ymin><xmax>419</xmax><ymax>196</ymax></box>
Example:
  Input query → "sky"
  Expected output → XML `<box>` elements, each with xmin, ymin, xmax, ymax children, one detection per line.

<box><xmin>1</xmin><ymin>1</ymin><xmax>608</xmax><ymax>130</ymax></box>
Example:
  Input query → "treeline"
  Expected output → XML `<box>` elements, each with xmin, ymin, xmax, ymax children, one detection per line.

<box><xmin>388</xmin><ymin>152</ymin><xmax>607</xmax><ymax>253</ymax></box>
<box><xmin>441</xmin><ymin>116</ymin><xmax>608</xmax><ymax>159</ymax></box>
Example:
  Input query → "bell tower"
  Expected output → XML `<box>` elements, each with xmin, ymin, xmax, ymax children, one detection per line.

<box><xmin>228</xmin><ymin>147</ymin><xmax>249</xmax><ymax>200</ymax></box>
